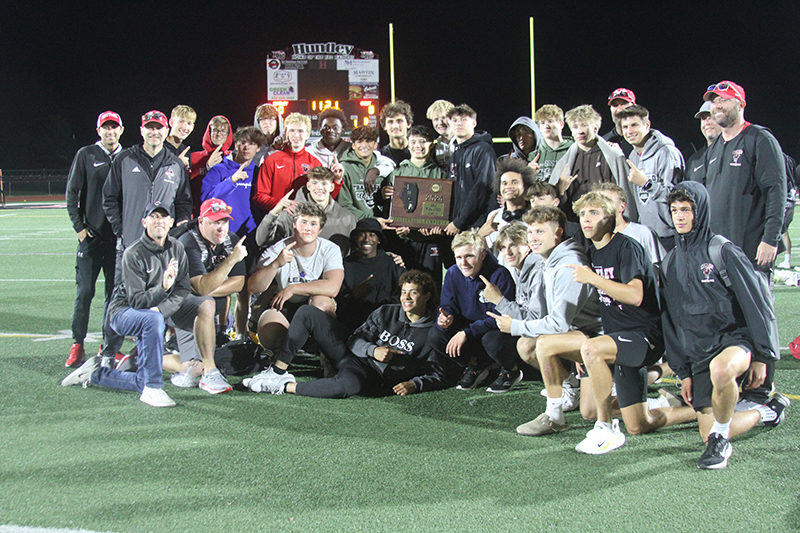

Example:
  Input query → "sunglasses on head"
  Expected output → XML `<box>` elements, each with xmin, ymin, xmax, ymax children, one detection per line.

<box><xmin>142</xmin><ymin>112</ymin><xmax>166</xmax><ymax>121</ymax></box>
<box><xmin>201</xmin><ymin>203</ymin><xmax>232</xmax><ymax>217</ymax></box>
<box><xmin>707</xmin><ymin>82</ymin><xmax>743</xmax><ymax>100</ymax></box>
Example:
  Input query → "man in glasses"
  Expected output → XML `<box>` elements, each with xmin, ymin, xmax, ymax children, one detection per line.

<box><xmin>102</xmin><ymin>110</ymin><xmax>192</xmax><ymax>368</ymax></box>
<box><xmin>602</xmin><ymin>88</ymin><xmax>636</xmax><ymax>158</ymax></box>
<box><xmin>693</xmin><ymin>80</ymin><xmax>787</xmax><ymax>414</ymax></box>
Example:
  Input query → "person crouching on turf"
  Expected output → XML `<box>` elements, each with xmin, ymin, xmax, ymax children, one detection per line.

<box><xmin>430</xmin><ymin>229</ymin><xmax>520</xmax><ymax>392</ymax></box>
<box><xmin>661</xmin><ymin>182</ymin><xmax>788</xmax><ymax>469</ymax></box>
<box><xmin>244</xmin><ymin>270</ymin><xmax>445</xmax><ymax>397</ymax></box>
<box><xmin>484</xmin><ymin>210</ymin><xmax>602</xmax><ymax>434</ymax></box>
<box><xmin>61</xmin><ymin>202</ymin><xmax>189</xmax><ymax>407</ymax></box>
<box><xmin>566</xmin><ymin>192</ymin><xmax>697</xmax><ymax>455</ymax></box>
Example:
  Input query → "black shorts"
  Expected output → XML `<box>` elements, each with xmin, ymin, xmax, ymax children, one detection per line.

<box><xmin>608</xmin><ymin>331</ymin><xmax>664</xmax><ymax>409</ymax></box>
<box><xmin>690</xmin><ymin>345</ymin><xmax>752</xmax><ymax>411</ymax></box>
<box><xmin>781</xmin><ymin>200</ymin><xmax>795</xmax><ymax>234</ymax></box>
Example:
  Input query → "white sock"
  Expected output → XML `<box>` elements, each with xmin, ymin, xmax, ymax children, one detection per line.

<box><xmin>755</xmin><ymin>404</ymin><xmax>778</xmax><ymax>423</ymax></box>
<box><xmin>710</xmin><ymin>419</ymin><xmax>731</xmax><ymax>439</ymax></box>
<box><xmin>596</xmin><ymin>420</ymin><xmax>613</xmax><ymax>431</ymax></box>
<box><xmin>545</xmin><ymin>397</ymin><xmax>564</xmax><ymax>424</ymax></box>
<box><xmin>647</xmin><ymin>396</ymin><xmax>669</xmax><ymax>409</ymax></box>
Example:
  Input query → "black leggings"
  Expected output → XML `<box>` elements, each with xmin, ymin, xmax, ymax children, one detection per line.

<box><xmin>294</xmin><ymin>356</ymin><xmax>382</xmax><ymax>399</ymax></box>
<box><xmin>276</xmin><ymin>305</ymin><xmax>350</xmax><ymax>369</ymax></box>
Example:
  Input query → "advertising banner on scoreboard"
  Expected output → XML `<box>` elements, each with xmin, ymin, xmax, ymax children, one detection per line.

<box><xmin>267</xmin><ymin>66</ymin><xmax>298</xmax><ymax>100</ymax></box>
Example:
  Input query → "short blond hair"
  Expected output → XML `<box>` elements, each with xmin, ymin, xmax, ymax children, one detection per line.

<box><xmin>426</xmin><ymin>100</ymin><xmax>454</xmax><ymax>119</ymax></box>
<box><xmin>284</xmin><ymin>112</ymin><xmax>311</xmax><ymax>132</ymax></box>
<box><xmin>593</xmin><ymin>182</ymin><xmax>627</xmax><ymax>205</ymax></box>
<box><xmin>451</xmin><ymin>229</ymin><xmax>485</xmax><ymax>252</ymax></box>
<box><xmin>572</xmin><ymin>191</ymin><xmax>616</xmax><ymax>222</ymax></box>
<box><xmin>171</xmin><ymin>105</ymin><xmax>196</xmax><ymax>121</ymax></box>
<box><xmin>534</xmin><ymin>104</ymin><xmax>564</xmax><ymax>123</ymax></box>
<box><xmin>565</xmin><ymin>104</ymin><xmax>602</xmax><ymax>130</ymax></box>
<box><xmin>496</xmin><ymin>222</ymin><xmax>529</xmax><ymax>250</ymax></box>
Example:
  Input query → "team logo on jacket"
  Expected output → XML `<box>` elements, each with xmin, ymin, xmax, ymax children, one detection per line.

<box><xmin>701</xmin><ymin>262</ymin><xmax>716</xmax><ymax>283</ymax></box>
<box><xmin>730</xmin><ymin>150</ymin><xmax>743</xmax><ymax>167</ymax></box>
<box><xmin>301</xmin><ymin>164</ymin><xmax>311</xmax><ymax>173</ymax></box>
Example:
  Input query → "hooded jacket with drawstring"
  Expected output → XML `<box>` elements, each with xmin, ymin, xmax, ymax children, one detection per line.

<box><xmin>189</xmin><ymin>116</ymin><xmax>233</xmax><ymax>214</ymax></box>
<box><xmin>501</xmin><ymin>117</ymin><xmax>543</xmax><ymax>163</ymax></box>
<box><xmin>627</xmin><ymin>129</ymin><xmax>685</xmax><ymax>238</ymax></box>
<box><xmin>660</xmin><ymin>181</ymin><xmax>779</xmax><ymax>381</ymax></box>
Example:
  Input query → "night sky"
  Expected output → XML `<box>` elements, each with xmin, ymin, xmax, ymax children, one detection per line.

<box><xmin>2</xmin><ymin>1</ymin><xmax>799</xmax><ymax>169</ymax></box>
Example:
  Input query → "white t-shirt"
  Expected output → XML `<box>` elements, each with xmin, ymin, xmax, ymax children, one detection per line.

<box><xmin>258</xmin><ymin>237</ymin><xmax>344</xmax><ymax>302</ymax></box>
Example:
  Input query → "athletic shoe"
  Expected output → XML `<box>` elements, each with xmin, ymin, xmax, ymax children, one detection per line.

<box><xmin>246</xmin><ymin>366</ymin><xmax>296</xmax><ymax>394</ymax></box>
<box><xmin>140</xmin><ymin>386</ymin><xmax>176</xmax><ymax>407</ymax></box>
<box><xmin>763</xmin><ymin>392</ymin><xmax>790</xmax><ymax>428</ymax></box>
<box><xmin>61</xmin><ymin>356</ymin><xmax>98</xmax><ymax>387</ymax></box>
<box><xmin>486</xmin><ymin>369</ymin><xmax>522</xmax><ymax>393</ymax></box>
<box><xmin>65</xmin><ymin>343</ymin><xmax>85</xmax><ymax>368</ymax></box>
<box><xmin>171</xmin><ymin>370</ymin><xmax>200</xmax><ymax>388</ymax></box>
<box><xmin>456</xmin><ymin>364</ymin><xmax>492</xmax><ymax>390</ymax></box>
<box><xmin>516</xmin><ymin>413</ymin><xmax>569</xmax><ymax>436</ymax></box>
<box><xmin>115</xmin><ymin>353</ymin><xmax>135</xmax><ymax>372</ymax></box>
<box><xmin>199</xmin><ymin>369</ymin><xmax>232</xmax><ymax>394</ymax></box>
<box><xmin>575</xmin><ymin>419</ymin><xmax>626</xmax><ymax>455</ymax></box>
<box><xmin>100</xmin><ymin>356</ymin><xmax>115</xmax><ymax>369</ymax></box>
<box><xmin>778</xmin><ymin>257</ymin><xmax>791</xmax><ymax>270</ymax></box>
<box><xmin>697</xmin><ymin>432</ymin><xmax>732</xmax><ymax>469</ymax></box>
<box><xmin>562</xmin><ymin>382</ymin><xmax>581</xmax><ymax>412</ymax></box>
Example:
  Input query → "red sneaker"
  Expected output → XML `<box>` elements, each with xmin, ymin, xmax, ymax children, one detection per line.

<box><xmin>66</xmin><ymin>343</ymin><xmax>85</xmax><ymax>368</ymax></box>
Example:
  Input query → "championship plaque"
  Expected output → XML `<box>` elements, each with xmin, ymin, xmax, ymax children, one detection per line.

<box><xmin>389</xmin><ymin>176</ymin><xmax>454</xmax><ymax>229</ymax></box>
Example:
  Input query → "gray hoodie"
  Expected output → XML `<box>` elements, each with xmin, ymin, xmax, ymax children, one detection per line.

<box><xmin>496</xmin><ymin>238</ymin><xmax>602</xmax><ymax>338</ymax></box>
<box><xmin>503</xmin><ymin>116</ymin><xmax>543</xmax><ymax>162</ymax></box>
<box><xmin>627</xmin><ymin>129</ymin><xmax>685</xmax><ymax>238</ymax></box>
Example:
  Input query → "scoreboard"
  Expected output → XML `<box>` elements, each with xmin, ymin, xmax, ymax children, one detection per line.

<box><xmin>266</xmin><ymin>42</ymin><xmax>380</xmax><ymax>137</ymax></box>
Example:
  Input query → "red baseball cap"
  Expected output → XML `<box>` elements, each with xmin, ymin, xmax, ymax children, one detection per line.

<box><xmin>97</xmin><ymin>111</ymin><xmax>122</xmax><ymax>128</ymax></box>
<box><xmin>199</xmin><ymin>198</ymin><xmax>234</xmax><ymax>221</ymax></box>
<box><xmin>608</xmin><ymin>88</ymin><xmax>636</xmax><ymax>105</ymax></box>
<box><xmin>703</xmin><ymin>81</ymin><xmax>746</xmax><ymax>105</ymax></box>
<box><xmin>141</xmin><ymin>110</ymin><xmax>169</xmax><ymax>128</ymax></box>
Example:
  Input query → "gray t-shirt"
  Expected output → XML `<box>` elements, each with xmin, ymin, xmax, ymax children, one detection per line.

<box><xmin>257</xmin><ymin>237</ymin><xmax>344</xmax><ymax>302</ymax></box>
<box><xmin>621</xmin><ymin>222</ymin><xmax>666</xmax><ymax>265</ymax></box>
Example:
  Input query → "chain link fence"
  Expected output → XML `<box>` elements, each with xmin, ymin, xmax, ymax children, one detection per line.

<box><xmin>0</xmin><ymin>169</ymin><xmax>69</xmax><ymax>197</ymax></box>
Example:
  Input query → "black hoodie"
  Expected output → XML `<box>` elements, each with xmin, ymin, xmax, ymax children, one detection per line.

<box><xmin>660</xmin><ymin>181</ymin><xmax>779</xmax><ymax>380</ymax></box>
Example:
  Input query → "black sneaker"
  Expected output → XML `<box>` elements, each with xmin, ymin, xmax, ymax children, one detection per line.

<box><xmin>456</xmin><ymin>364</ymin><xmax>492</xmax><ymax>390</ymax></box>
<box><xmin>487</xmin><ymin>369</ymin><xmax>523</xmax><ymax>393</ymax></box>
<box><xmin>764</xmin><ymin>392</ymin><xmax>790</xmax><ymax>428</ymax></box>
<box><xmin>697</xmin><ymin>432</ymin><xmax>732</xmax><ymax>470</ymax></box>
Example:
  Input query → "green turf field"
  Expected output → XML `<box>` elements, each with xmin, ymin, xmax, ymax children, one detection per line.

<box><xmin>1</xmin><ymin>205</ymin><xmax>798</xmax><ymax>533</ymax></box>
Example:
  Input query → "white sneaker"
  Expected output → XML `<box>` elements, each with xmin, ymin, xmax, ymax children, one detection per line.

<box><xmin>246</xmin><ymin>366</ymin><xmax>296</xmax><ymax>394</ymax></box>
<box><xmin>562</xmin><ymin>383</ymin><xmax>581</xmax><ymax>412</ymax></box>
<box><xmin>170</xmin><ymin>371</ymin><xmax>200</xmax><ymax>388</ymax></box>
<box><xmin>575</xmin><ymin>419</ymin><xmax>626</xmax><ymax>455</ymax></box>
<box><xmin>778</xmin><ymin>257</ymin><xmax>791</xmax><ymax>270</ymax></box>
<box><xmin>61</xmin><ymin>356</ymin><xmax>99</xmax><ymax>387</ymax></box>
<box><xmin>140</xmin><ymin>386</ymin><xmax>176</xmax><ymax>407</ymax></box>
